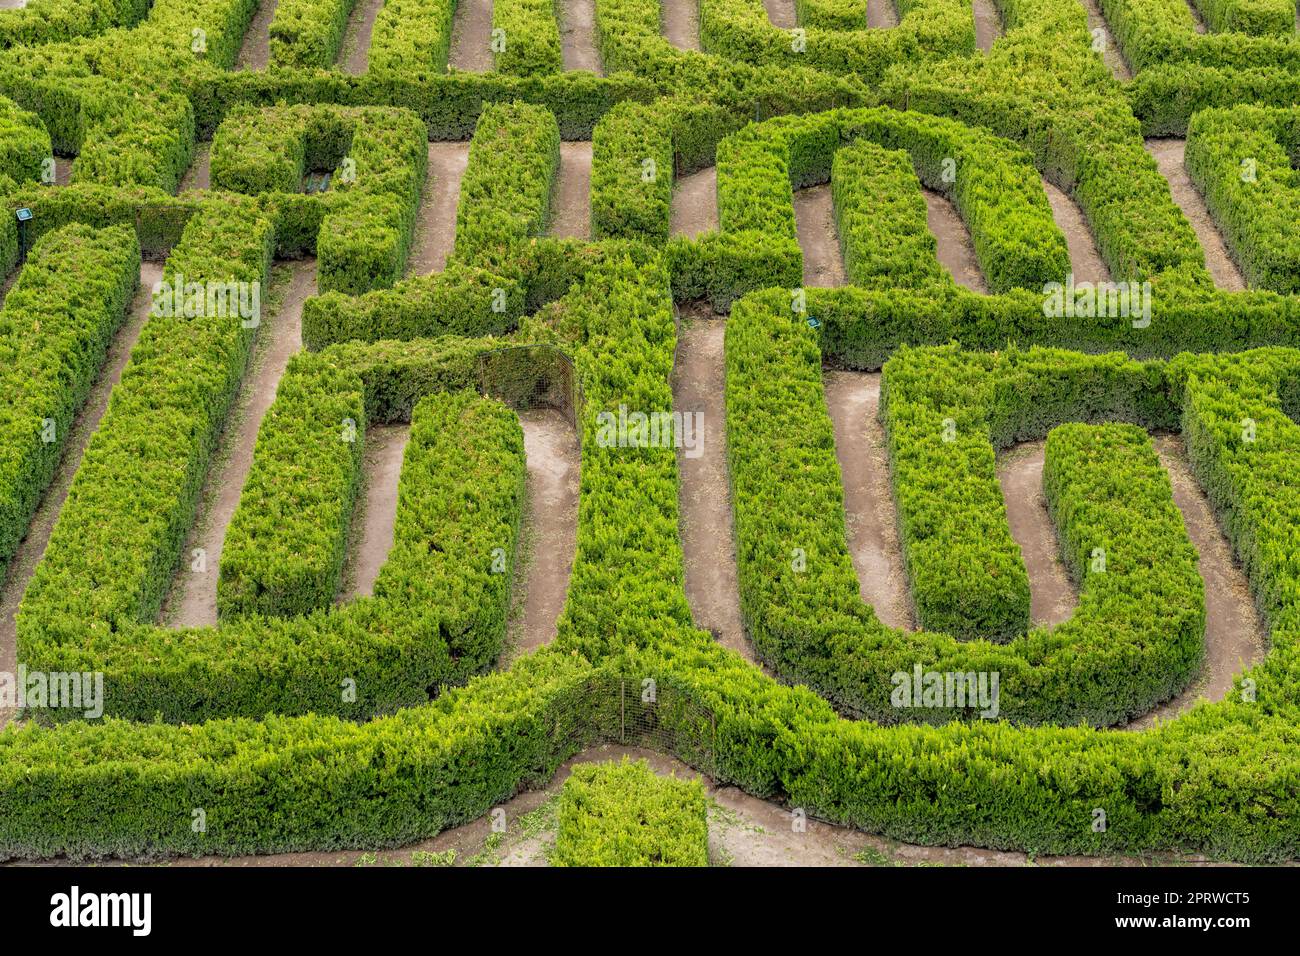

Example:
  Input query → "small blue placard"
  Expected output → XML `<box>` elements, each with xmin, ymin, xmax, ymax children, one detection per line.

<box><xmin>15</xmin><ymin>208</ymin><xmax>32</xmax><ymax>222</ymax></box>
<box><xmin>806</xmin><ymin>317</ymin><xmax>821</xmax><ymax>330</ymax></box>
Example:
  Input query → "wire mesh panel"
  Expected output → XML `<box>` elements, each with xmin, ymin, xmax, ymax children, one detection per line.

<box><xmin>477</xmin><ymin>344</ymin><xmax>584</xmax><ymax>439</ymax></box>
<box><xmin>562</xmin><ymin>674</ymin><xmax>717</xmax><ymax>779</ymax></box>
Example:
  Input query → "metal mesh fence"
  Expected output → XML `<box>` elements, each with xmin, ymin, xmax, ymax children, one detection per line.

<box><xmin>477</xmin><ymin>344</ymin><xmax>584</xmax><ymax>439</ymax></box>
<box><xmin>547</xmin><ymin>674</ymin><xmax>718</xmax><ymax>781</ymax></box>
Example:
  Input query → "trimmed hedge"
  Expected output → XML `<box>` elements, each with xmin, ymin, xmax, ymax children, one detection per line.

<box><xmin>831</xmin><ymin>138</ymin><xmax>948</xmax><ymax>289</ymax></box>
<box><xmin>493</xmin><ymin>0</ymin><xmax>563</xmax><ymax>77</ymax></box>
<box><xmin>591</xmin><ymin>100</ymin><xmax>673</xmax><ymax>243</ymax></box>
<box><xmin>453</xmin><ymin>100</ymin><xmax>560</xmax><ymax>268</ymax></box>
<box><xmin>210</xmin><ymin>104</ymin><xmax>429</xmax><ymax>294</ymax></box>
<box><xmin>0</xmin><ymin>95</ymin><xmax>52</xmax><ymax>184</ymax></box>
<box><xmin>699</xmin><ymin>0</ymin><xmax>974</xmax><ymax>80</ymax></box>
<box><xmin>269</xmin><ymin>0</ymin><xmax>360</xmax><ymax>68</ymax></box>
<box><xmin>1185</xmin><ymin>104</ymin><xmax>1300</xmax><ymax>293</ymax></box>
<box><xmin>709</xmin><ymin>106</ymin><xmax>1069</xmax><ymax>298</ymax></box>
<box><xmin>368</xmin><ymin>0</ymin><xmax>457</xmax><ymax>75</ymax></box>
<box><xmin>0</xmin><ymin>223</ymin><xmax>140</xmax><ymax>569</ymax></box>
<box><xmin>726</xmin><ymin>302</ymin><xmax>1208</xmax><ymax>725</ymax></box>
<box><xmin>553</xmin><ymin>758</ymin><xmax>709</xmax><ymax>867</ymax></box>
<box><xmin>302</xmin><ymin>263</ymin><xmax>525</xmax><ymax>350</ymax></box>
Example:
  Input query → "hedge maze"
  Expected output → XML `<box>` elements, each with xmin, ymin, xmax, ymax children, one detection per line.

<box><xmin>0</xmin><ymin>0</ymin><xmax>1296</xmax><ymax>866</ymax></box>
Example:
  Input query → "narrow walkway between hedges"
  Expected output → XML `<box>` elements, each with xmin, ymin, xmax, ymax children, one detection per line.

<box><xmin>160</xmin><ymin>260</ymin><xmax>314</xmax><ymax>629</ymax></box>
<box><xmin>1144</xmin><ymin>138</ymin><xmax>1246</xmax><ymax>291</ymax></box>
<box><xmin>1079</xmin><ymin>0</ymin><xmax>1132</xmax><ymax>81</ymax></box>
<box><xmin>998</xmin><ymin>441</ymin><xmax>1078</xmax><ymax>627</ymax></box>
<box><xmin>670</xmin><ymin>167</ymin><xmax>718</xmax><ymax>238</ymax></box>
<box><xmin>1129</xmin><ymin>435</ymin><xmax>1267</xmax><ymax>728</ymax></box>
<box><xmin>339</xmin><ymin>0</ymin><xmax>386</xmax><ymax>74</ymax></box>
<box><xmin>673</xmin><ymin>305</ymin><xmax>756</xmax><ymax>662</ymax></box>
<box><xmin>559</xmin><ymin>0</ymin><xmax>604</xmax><ymax>73</ymax></box>
<box><xmin>236</xmin><ymin>0</ymin><xmax>278</xmax><ymax>71</ymax></box>
<box><xmin>1042</xmin><ymin>178</ymin><xmax>1111</xmax><ymax>285</ymax></box>
<box><xmin>824</xmin><ymin>371</ymin><xmax>914</xmax><ymax>630</ymax></box>
<box><xmin>503</xmin><ymin>409</ymin><xmax>581</xmax><ymax>662</ymax></box>
<box><xmin>867</xmin><ymin>0</ymin><xmax>898</xmax><ymax>29</ymax></box>
<box><xmin>662</xmin><ymin>0</ymin><xmax>703</xmax><ymax>50</ymax></box>
<box><xmin>548</xmin><ymin>142</ymin><xmax>593</xmax><ymax>240</ymax></box>
<box><xmin>794</xmin><ymin>184</ymin><xmax>847</xmax><ymax>287</ymax></box>
<box><xmin>337</xmin><ymin>425</ymin><xmax>411</xmax><ymax>603</ymax></box>
<box><xmin>924</xmin><ymin>189</ymin><xmax>988</xmax><ymax>292</ymax></box>
<box><xmin>408</xmin><ymin>142</ymin><xmax>471</xmax><ymax>275</ymax></box>
<box><xmin>0</xmin><ymin>263</ymin><xmax>163</xmax><ymax>725</ymax></box>
<box><xmin>973</xmin><ymin>0</ymin><xmax>1002</xmax><ymax>52</ymax></box>
<box><xmin>180</xmin><ymin>144</ymin><xmax>211</xmax><ymax>193</ymax></box>
<box><xmin>763</xmin><ymin>0</ymin><xmax>796</xmax><ymax>29</ymax></box>
<box><xmin>449</xmin><ymin>0</ymin><xmax>495</xmax><ymax>71</ymax></box>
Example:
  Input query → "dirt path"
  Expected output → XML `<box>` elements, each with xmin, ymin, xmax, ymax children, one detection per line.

<box><xmin>504</xmin><ymin>409</ymin><xmax>580</xmax><ymax>661</ymax></box>
<box><xmin>793</xmin><ymin>184</ymin><xmax>847</xmax><ymax>287</ymax></box>
<box><xmin>336</xmin><ymin>425</ymin><xmax>410</xmax><ymax>603</ymax></box>
<box><xmin>661</xmin><ymin>0</ymin><xmax>702</xmax><ymax>49</ymax></box>
<box><xmin>0</xmin><ymin>263</ymin><xmax>161</xmax><ymax>726</ymax></box>
<box><xmin>866</xmin><ymin>0</ymin><xmax>897</xmax><ymax>28</ymax></box>
<box><xmin>673</xmin><ymin>307</ymin><xmax>754</xmax><ymax>661</ymax></box>
<box><xmin>997</xmin><ymin>441</ymin><xmax>1077</xmax><ymax>628</ymax></box>
<box><xmin>1185</xmin><ymin>0</ymin><xmax>1208</xmax><ymax>33</ymax></box>
<box><xmin>1128</xmin><ymin>436</ymin><xmax>1267</xmax><ymax>729</ymax></box>
<box><xmin>972</xmin><ymin>0</ymin><xmax>1001</xmax><ymax>51</ymax></box>
<box><xmin>823</xmin><ymin>371</ymin><xmax>913</xmax><ymax>630</ymax></box>
<box><xmin>237</xmin><ymin>0</ymin><xmax>278</xmax><ymax>70</ymax></box>
<box><xmin>763</xmin><ymin>0</ymin><xmax>796</xmax><ymax>29</ymax></box>
<box><xmin>338</xmin><ymin>0</ymin><xmax>384</xmax><ymax>74</ymax></box>
<box><xmin>407</xmin><ymin>142</ymin><xmax>470</xmax><ymax>275</ymax></box>
<box><xmin>547</xmin><ymin>142</ymin><xmax>593</xmax><ymax>240</ymax></box>
<box><xmin>53</xmin><ymin>158</ymin><xmax>71</xmax><ymax>187</ymax></box>
<box><xmin>449</xmin><ymin>0</ymin><xmax>494</xmax><ymax>71</ymax></box>
<box><xmin>924</xmin><ymin>189</ymin><xmax>988</xmax><ymax>293</ymax></box>
<box><xmin>180</xmin><ymin>143</ymin><xmax>211</xmax><ymax>193</ymax></box>
<box><xmin>1042</xmin><ymin>179</ymin><xmax>1110</xmax><ymax>284</ymax></box>
<box><xmin>1144</xmin><ymin>139</ymin><xmax>1246</xmax><ymax>291</ymax></box>
<box><xmin>670</xmin><ymin>167</ymin><xmax>718</xmax><ymax>239</ymax></box>
<box><xmin>160</xmin><ymin>261</ymin><xmax>313</xmax><ymax>630</ymax></box>
<box><xmin>1080</xmin><ymin>0</ymin><xmax>1132</xmax><ymax>81</ymax></box>
<box><xmin>147</xmin><ymin>742</ymin><xmax>1230</xmax><ymax>867</ymax></box>
<box><xmin>558</xmin><ymin>0</ymin><xmax>604</xmax><ymax>73</ymax></box>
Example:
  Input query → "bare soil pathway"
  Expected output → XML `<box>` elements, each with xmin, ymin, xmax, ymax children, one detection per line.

<box><xmin>160</xmin><ymin>261</ymin><xmax>313</xmax><ymax>629</ymax></box>
<box><xmin>407</xmin><ymin>142</ymin><xmax>470</xmax><ymax>275</ymax></box>
<box><xmin>997</xmin><ymin>441</ymin><xmax>1077</xmax><ymax>628</ymax></box>
<box><xmin>793</xmin><ymin>184</ymin><xmax>847</xmax><ymax>287</ymax></box>
<box><xmin>547</xmin><ymin>142</ymin><xmax>593</xmax><ymax>240</ymax></box>
<box><xmin>449</xmin><ymin>0</ymin><xmax>494</xmax><ymax>71</ymax></box>
<box><xmin>1128</xmin><ymin>435</ymin><xmax>1267</xmax><ymax>728</ymax></box>
<box><xmin>237</xmin><ymin>0</ymin><xmax>278</xmax><ymax>70</ymax></box>
<box><xmin>559</xmin><ymin>0</ymin><xmax>604</xmax><ymax>73</ymax></box>
<box><xmin>673</xmin><ymin>306</ymin><xmax>754</xmax><ymax>661</ymax></box>
<box><xmin>504</xmin><ymin>409</ymin><xmax>580</xmax><ymax>661</ymax></box>
<box><xmin>670</xmin><ymin>167</ymin><xmax>718</xmax><ymax>239</ymax></box>
<box><xmin>662</xmin><ymin>0</ymin><xmax>702</xmax><ymax>49</ymax></box>
<box><xmin>924</xmin><ymin>189</ymin><xmax>987</xmax><ymax>292</ymax></box>
<box><xmin>1042</xmin><ymin>179</ymin><xmax>1111</xmax><ymax>284</ymax></box>
<box><xmin>339</xmin><ymin>0</ymin><xmax>385</xmax><ymax>74</ymax></box>
<box><xmin>824</xmin><ymin>371</ymin><xmax>913</xmax><ymax>630</ymax></box>
<box><xmin>336</xmin><ymin>425</ymin><xmax>410</xmax><ymax>603</ymax></box>
<box><xmin>1144</xmin><ymin>138</ymin><xmax>1246</xmax><ymax>291</ymax></box>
